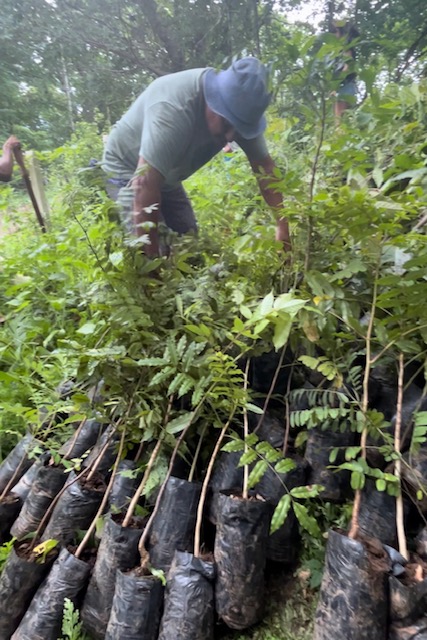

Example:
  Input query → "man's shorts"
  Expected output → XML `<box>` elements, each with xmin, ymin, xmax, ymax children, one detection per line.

<box><xmin>337</xmin><ymin>79</ymin><xmax>357</xmax><ymax>102</ymax></box>
<box><xmin>106</xmin><ymin>179</ymin><xmax>198</xmax><ymax>236</ymax></box>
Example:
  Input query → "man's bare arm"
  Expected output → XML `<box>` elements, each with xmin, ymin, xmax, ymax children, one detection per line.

<box><xmin>249</xmin><ymin>154</ymin><xmax>291</xmax><ymax>253</ymax></box>
<box><xmin>0</xmin><ymin>136</ymin><xmax>20</xmax><ymax>183</ymax></box>
<box><xmin>131</xmin><ymin>157</ymin><xmax>165</xmax><ymax>257</ymax></box>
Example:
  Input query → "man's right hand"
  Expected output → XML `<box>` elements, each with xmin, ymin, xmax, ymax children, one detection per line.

<box><xmin>3</xmin><ymin>136</ymin><xmax>21</xmax><ymax>152</ymax></box>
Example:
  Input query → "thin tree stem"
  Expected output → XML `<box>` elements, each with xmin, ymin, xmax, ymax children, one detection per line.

<box><xmin>395</xmin><ymin>353</ymin><xmax>408</xmax><ymax>560</ymax></box>
<box><xmin>243</xmin><ymin>360</ymin><xmax>250</xmax><ymax>500</ymax></box>
<box><xmin>349</xmin><ymin>264</ymin><xmax>379</xmax><ymax>540</ymax></box>
<box><xmin>188</xmin><ymin>423</ymin><xmax>208</xmax><ymax>483</ymax></box>
<box><xmin>194</xmin><ymin>412</ymin><xmax>235</xmax><ymax>558</ymax></box>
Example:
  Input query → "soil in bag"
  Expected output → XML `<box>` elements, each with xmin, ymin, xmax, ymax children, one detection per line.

<box><xmin>304</xmin><ymin>425</ymin><xmax>356</xmax><ymax>502</ymax></box>
<box><xmin>81</xmin><ymin>513</ymin><xmax>145</xmax><ymax>640</ymax></box>
<box><xmin>214</xmin><ymin>491</ymin><xmax>272</xmax><ymax>630</ymax></box>
<box><xmin>388</xmin><ymin>559</ymin><xmax>427</xmax><ymax>640</ymax></box>
<box><xmin>0</xmin><ymin>539</ymin><xmax>58</xmax><ymax>638</ymax></box>
<box><xmin>147</xmin><ymin>476</ymin><xmax>202</xmax><ymax>574</ymax></box>
<box><xmin>11</xmin><ymin>462</ymin><xmax>66</xmax><ymax>539</ymax></box>
<box><xmin>0</xmin><ymin>433</ymin><xmax>38</xmax><ymax>494</ymax></box>
<box><xmin>313</xmin><ymin>529</ymin><xmax>390</xmax><ymax>640</ymax></box>
<box><xmin>256</xmin><ymin>456</ymin><xmax>308</xmax><ymax>564</ymax></box>
<box><xmin>158</xmin><ymin>550</ymin><xmax>215</xmax><ymax>640</ymax></box>
<box><xmin>0</xmin><ymin>493</ymin><xmax>22</xmax><ymax>542</ymax></box>
<box><xmin>105</xmin><ymin>568</ymin><xmax>164</xmax><ymax>640</ymax></box>
<box><xmin>41</xmin><ymin>470</ymin><xmax>106</xmax><ymax>545</ymax></box>
<box><xmin>11</xmin><ymin>546</ymin><xmax>90</xmax><ymax>640</ymax></box>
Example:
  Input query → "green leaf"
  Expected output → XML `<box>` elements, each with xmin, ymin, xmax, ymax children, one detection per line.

<box><xmin>270</xmin><ymin>494</ymin><xmax>291</xmax><ymax>534</ymax></box>
<box><xmin>109</xmin><ymin>251</ymin><xmax>123</xmax><ymax>267</ymax></box>
<box><xmin>245</xmin><ymin>403</ymin><xmax>264</xmax><ymax>415</ymax></box>
<box><xmin>273</xmin><ymin>315</ymin><xmax>292</xmax><ymax>350</ymax></box>
<box><xmin>238</xmin><ymin>449</ymin><xmax>258</xmax><ymax>466</ymax></box>
<box><xmin>376</xmin><ymin>478</ymin><xmax>386</xmax><ymax>492</ymax></box>
<box><xmin>77</xmin><ymin>322</ymin><xmax>97</xmax><ymax>335</ymax></box>
<box><xmin>166</xmin><ymin>411</ymin><xmax>194</xmax><ymax>435</ymax></box>
<box><xmin>247</xmin><ymin>460</ymin><xmax>269</xmax><ymax>489</ymax></box>
<box><xmin>222</xmin><ymin>439</ymin><xmax>245</xmax><ymax>453</ymax></box>
<box><xmin>293</xmin><ymin>502</ymin><xmax>322</xmax><ymax>537</ymax></box>
<box><xmin>275</xmin><ymin>458</ymin><xmax>297</xmax><ymax>474</ymax></box>
<box><xmin>259</xmin><ymin>291</ymin><xmax>274</xmax><ymax>316</ymax></box>
<box><xmin>290</xmin><ymin>484</ymin><xmax>322</xmax><ymax>499</ymax></box>
<box><xmin>150</xmin><ymin>567</ymin><xmax>167</xmax><ymax>586</ymax></box>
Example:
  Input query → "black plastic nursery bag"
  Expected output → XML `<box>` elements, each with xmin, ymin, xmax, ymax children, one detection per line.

<box><xmin>158</xmin><ymin>550</ymin><xmax>215</xmax><ymax>640</ymax></box>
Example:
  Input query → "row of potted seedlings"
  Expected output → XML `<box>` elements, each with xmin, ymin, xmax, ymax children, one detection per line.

<box><xmin>0</xmin><ymin>393</ymin><xmax>314</xmax><ymax>640</ymax></box>
<box><xmin>1</xmin><ymin>358</ymin><xmax>427</xmax><ymax>640</ymax></box>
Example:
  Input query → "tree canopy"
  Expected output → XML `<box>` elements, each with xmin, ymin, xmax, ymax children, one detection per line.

<box><xmin>2</xmin><ymin>0</ymin><xmax>427</xmax><ymax>148</ymax></box>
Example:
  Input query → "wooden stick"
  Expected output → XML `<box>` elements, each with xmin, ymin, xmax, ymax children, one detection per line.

<box><xmin>13</xmin><ymin>147</ymin><xmax>47</xmax><ymax>233</ymax></box>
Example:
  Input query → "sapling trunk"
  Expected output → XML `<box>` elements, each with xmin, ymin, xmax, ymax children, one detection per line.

<box><xmin>305</xmin><ymin>91</ymin><xmax>327</xmax><ymax>272</ymax></box>
<box><xmin>243</xmin><ymin>360</ymin><xmax>250</xmax><ymax>500</ymax></box>
<box><xmin>349</xmin><ymin>271</ymin><xmax>379</xmax><ymax>540</ymax></box>
<box><xmin>122</xmin><ymin>394</ymin><xmax>173</xmax><ymax>528</ymax></box>
<box><xmin>254</xmin><ymin>347</ymin><xmax>287</xmax><ymax>434</ymax></box>
<box><xmin>283</xmin><ymin>368</ymin><xmax>293</xmax><ymax>456</ymax></box>
<box><xmin>62</xmin><ymin>417</ymin><xmax>89</xmax><ymax>460</ymax></box>
<box><xmin>122</xmin><ymin>437</ymin><xmax>163</xmax><ymax>527</ymax></box>
<box><xmin>86</xmin><ymin>426</ymin><xmax>117</xmax><ymax>481</ymax></box>
<box><xmin>188</xmin><ymin>423</ymin><xmax>208</xmax><ymax>484</ymax></box>
<box><xmin>194</xmin><ymin>413</ymin><xmax>235</xmax><ymax>558</ymax></box>
<box><xmin>395</xmin><ymin>353</ymin><xmax>408</xmax><ymax>560</ymax></box>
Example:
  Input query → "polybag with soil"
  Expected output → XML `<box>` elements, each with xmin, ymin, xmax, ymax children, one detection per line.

<box><xmin>11</xmin><ymin>462</ymin><xmax>66</xmax><ymax>539</ymax></box>
<box><xmin>41</xmin><ymin>471</ymin><xmax>105</xmax><ymax>545</ymax></box>
<box><xmin>358</xmin><ymin>479</ymin><xmax>402</xmax><ymax>547</ymax></box>
<box><xmin>0</xmin><ymin>493</ymin><xmax>22</xmax><ymax>542</ymax></box>
<box><xmin>208</xmin><ymin>411</ymin><xmax>287</xmax><ymax>525</ymax></box>
<box><xmin>147</xmin><ymin>476</ymin><xmax>202</xmax><ymax>573</ymax></box>
<box><xmin>59</xmin><ymin>418</ymin><xmax>104</xmax><ymax>460</ymax></box>
<box><xmin>0</xmin><ymin>540</ymin><xmax>57</xmax><ymax>638</ymax></box>
<box><xmin>388</xmin><ymin>564</ymin><xmax>427</xmax><ymax>640</ymax></box>
<box><xmin>82</xmin><ymin>426</ymin><xmax>119</xmax><ymax>474</ymax></box>
<box><xmin>313</xmin><ymin>529</ymin><xmax>390</xmax><ymax>640</ymax></box>
<box><xmin>108</xmin><ymin>460</ymin><xmax>140</xmax><ymax>512</ymax></box>
<box><xmin>158</xmin><ymin>550</ymin><xmax>215</xmax><ymax>640</ymax></box>
<box><xmin>257</xmin><ymin>456</ymin><xmax>307</xmax><ymax>564</ymax></box>
<box><xmin>105</xmin><ymin>568</ymin><xmax>164</xmax><ymax>640</ymax></box>
<box><xmin>11</xmin><ymin>546</ymin><xmax>90</xmax><ymax>640</ymax></box>
<box><xmin>81</xmin><ymin>514</ymin><xmax>144</xmax><ymax>639</ymax></box>
<box><xmin>214</xmin><ymin>491</ymin><xmax>272</xmax><ymax>629</ymax></box>
<box><xmin>304</xmin><ymin>426</ymin><xmax>356</xmax><ymax>502</ymax></box>
<box><xmin>0</xmin><ymin>433</ymin><xmax>38</xmax><ymax>494</ymax></box>
<box><xmin>207</xmin><ymin>451</ymin><xmax>243</xmax><ymax>524</ymax></box>
<box><xmin>12</xmin><ymin>453</ymin><xmax>49</xmax><ymax>502</ymax></box>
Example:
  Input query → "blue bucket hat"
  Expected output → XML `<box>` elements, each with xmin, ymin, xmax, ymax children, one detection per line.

<box><xmin>203</xmin><ymin>57</ymin><xmax>271</xmax><ymax>140</ymax></box>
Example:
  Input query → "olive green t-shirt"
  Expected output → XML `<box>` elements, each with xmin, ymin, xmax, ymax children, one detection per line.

<box><xmin>102</xmin><ymin>68</ymin><xmax>269</xmax><ymax>190</ymax></box>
